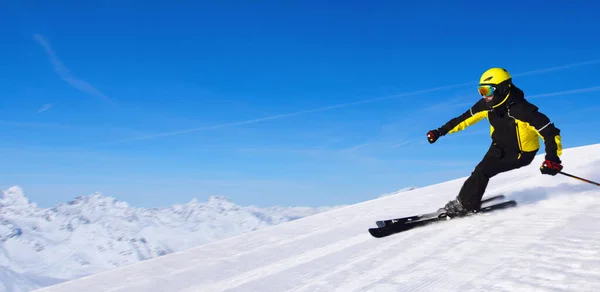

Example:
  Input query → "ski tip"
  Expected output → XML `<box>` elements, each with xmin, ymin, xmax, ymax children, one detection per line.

<box><xmin>368</xmin><ymin>228</ymin><xmax>384</xmax><ymax>238</ymax></box>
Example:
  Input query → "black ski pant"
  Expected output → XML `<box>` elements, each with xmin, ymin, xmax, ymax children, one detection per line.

<box><xmin>457</xmin><ymin>142</ymin><xmax>537</xmax><ymax>211</ymax></box>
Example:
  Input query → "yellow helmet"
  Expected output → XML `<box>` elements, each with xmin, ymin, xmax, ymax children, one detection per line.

<box><xmin>479</xmin><ymin>67</ymin><xmax>511</xmax><ymax>85</ymax></box>
<box><xmin>478</xmin><ymin>67</ymin><xmax>512</xmax><ymax>108</ymax></box>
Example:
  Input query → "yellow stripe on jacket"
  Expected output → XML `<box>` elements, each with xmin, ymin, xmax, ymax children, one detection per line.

<box><xmin>448</xmin><ymin>110</ymin><xmax>488</xmax><ymax>134</ymax></box>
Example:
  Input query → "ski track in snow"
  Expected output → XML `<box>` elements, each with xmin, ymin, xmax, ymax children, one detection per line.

<box><xmin>32</xmin><ymin>143</ymin><xmax>600</xmax><ymax>292</ymax></box>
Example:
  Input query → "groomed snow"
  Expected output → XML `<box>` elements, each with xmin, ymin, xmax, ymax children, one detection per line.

<box><xmin>35</xmin><ymin>143</ymin><xmax>600</xmax><ymax>292</ymax></box>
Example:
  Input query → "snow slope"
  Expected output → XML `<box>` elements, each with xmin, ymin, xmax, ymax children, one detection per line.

<box><xmin>0</xmin><ymin>188</ymin><xmax>337</xmax><ymax>292</ymax></box>
<box><xmin>34</xmin><ymin>143</ymin><xmax>600</xmax><ymax>292</ymax></box>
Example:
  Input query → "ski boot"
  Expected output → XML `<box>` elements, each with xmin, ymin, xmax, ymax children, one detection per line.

<box><xmin>438</xmin><ymin>197</ymin><xmax>470</xmax><ymax>218</ymax></box>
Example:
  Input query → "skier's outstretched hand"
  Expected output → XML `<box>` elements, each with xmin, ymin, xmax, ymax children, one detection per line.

<box><xmin>426</xmin><ymin>129</ymin><xmax>440</xmax><ymax>144</ymax></box>
<box><xmin>540</xmin><ymin>157</ymin><xmax>563</xmax><ymax>176</ymax></box>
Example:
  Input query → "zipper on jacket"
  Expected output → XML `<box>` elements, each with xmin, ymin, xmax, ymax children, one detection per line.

<box><xmin>508</xmin><ymin>108</ymin><xmax>523</xmax><ymax>158</ymax></box>
<box><xmin>515</xmin><ymin>121</ymin><xmax>523</xmax><ymax>158</ymax></box>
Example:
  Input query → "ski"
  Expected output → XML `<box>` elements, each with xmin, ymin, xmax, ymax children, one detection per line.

<box><xmin>375</xmin><ymin>194</ymin><xmax>505</xmax><ymax>228</ymax></box>
<box><xmin>480</xmin><ymin>194</ymin><xmax>506</xmax><ymax>206</ymax></box>
<box><xmin>368</xmin><ymin>199</ymin><xmax>517</xmax><ymax>238</ymax></box>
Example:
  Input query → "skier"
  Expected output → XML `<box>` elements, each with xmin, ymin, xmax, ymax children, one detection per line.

<box><xmin>426</xmin><ymin>67</ymin><xmax>564</xmax><ymax>218</ymax></box>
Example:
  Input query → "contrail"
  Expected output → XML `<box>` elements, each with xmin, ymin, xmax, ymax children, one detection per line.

<box><xmin>528</xmin><ymin>86</ymin><xmax>600</xmax><ymax>99</ymax></box>
<box><xmin>105</xmin><ymin>60</ymin><xmax>600</xmax><ymax>144</ymax></box>
<box><xmin>512</xmin><ymin>59</ymin><xmax>600</xmax><ymax>77</ymax></box>
<box><xmin>34</xmin><ymin>34</ymin><xmax>115</xmax><ymax>105</ymax></box>
<box><xmin>101</xmin><ymin>82</ymin><xmax>474</xmax><ymax>144</ymax></box>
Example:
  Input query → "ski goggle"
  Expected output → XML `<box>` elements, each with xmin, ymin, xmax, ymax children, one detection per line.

<box><xmin>478</xmin><ymin>85</ymin><xmax>496</xmax><ymax>97</ymax></box>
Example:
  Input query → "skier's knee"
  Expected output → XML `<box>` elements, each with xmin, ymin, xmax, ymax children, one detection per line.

<box><xmin>472</xmin><ymin>166</ymin><xmax>490</xmax><ymax>180</ymax></box>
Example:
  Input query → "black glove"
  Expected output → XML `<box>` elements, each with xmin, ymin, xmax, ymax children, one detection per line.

<box><xmin>427</xmin><ymin>129</ymin><xmax>441</xmax><ymax>144</ymax></box>
<box><xmin>540</xmin><ymin>156</ymin><xmax>563</xmax><ymax>176</ymax></box>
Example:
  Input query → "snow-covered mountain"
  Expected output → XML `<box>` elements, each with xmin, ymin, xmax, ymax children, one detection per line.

<box><xmin>0</xmin><ymin>188</ymin><xmax>338</xmax><ymax>291</ymax></box>
<box><xmin>34</xmin><ymin>143</ymin><xmax>600</xmax><ymax>292</ymax></box>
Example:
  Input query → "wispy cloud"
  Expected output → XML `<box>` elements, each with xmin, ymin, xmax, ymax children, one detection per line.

<box><xmin>104</xmin><ymin>60</ymin><xmax>600</xmax><ymax>144</ymax></box>
<box><xmin>340</xmin><ymin>143</ymin><xmax>370</xmax><ymax>152</ymax></box>
<box><xmin>528</xmin><ymin>86</ymin><xmax>600</xmax><ymax>99</ymax></box>
<box><xmin>33</xmin><ymin>34</ymin><xmax>115</xmax><ymax>105</ymax></box>
<box><xmin>390</xmin><ymin>139</ymin><xmax>414</xmax><ymax>148</ymax></box>
<box><xmin>228</xmin><ymin>139</ymin><xmax>474</xmax><ymax>173</ymax></box>
<box><xmin>0</xmin><ymin>119</ymin><xmax>150</xmax><ymax>137</ymax></box>
<box><xmin>0</xmin><ymin>120</ymin><xmax>73</xmax><ymax>128</ymax></box>
<box><xmin>101</xmin><ymin>82</ymin><xmax>473</xmax><ymax>145</ymax></box>
<box><xmin>37</xmin><ymin>103</ymin><xmax>53</xmax><ymax>113</ymax></box>
<box><xmin>511</xmin><ymin>60</ymin><xmax>600</xmax><ymax>77</ymax></box>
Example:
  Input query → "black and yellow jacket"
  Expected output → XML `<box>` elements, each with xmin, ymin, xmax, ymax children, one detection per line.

<box><xmin>437</xmin><ymin>85</ymin><xmax>562</xmax><ymax>161</ymax></box>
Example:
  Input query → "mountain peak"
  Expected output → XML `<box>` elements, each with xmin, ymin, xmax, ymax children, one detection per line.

<box><xmin>207</xmin><ymin>195</ymin><xmax>231</xmax><ymax>203</ymax></box>
<box><xmin>1</xmin><ymin>186</ymin><xmax>33</xmax><ymax>207</ymax></box>
<box><xmin>187</xmin><ymin>197</ymin><xmax>200</xmax><ymax>206</ymax></box>
<box><xmin>67</xmin><ymin>192</ymin><xmax>129</xmax><ymax>208</ymax></box>
<box><xmin>205</xmin><ymin>195</ymin><xmax>236</xmax><ymax>210</ymax></box>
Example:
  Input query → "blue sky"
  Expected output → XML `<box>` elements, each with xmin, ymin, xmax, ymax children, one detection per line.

<box><xmin>1</xmin><ymin>1</ymin><xmax>600</xmax><ymax>208</ymax></box>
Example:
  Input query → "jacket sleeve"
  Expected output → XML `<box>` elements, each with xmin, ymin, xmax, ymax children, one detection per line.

<box><xmin>438</xmin><ymin>99</ymin><xmax>488</xmax><ymax>136</ymax></box>
<box><xmin>517</xmin><ymin>103</ymin><xmax>562</xmax><ymax>161</ymax></box>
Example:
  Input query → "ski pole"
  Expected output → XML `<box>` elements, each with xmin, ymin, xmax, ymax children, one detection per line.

<box><xmin>559</xmin><ymin>171</ymin><xmax>600</xmax><ymax>187</ymax></box>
